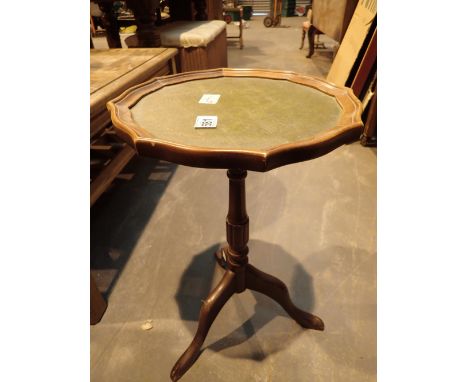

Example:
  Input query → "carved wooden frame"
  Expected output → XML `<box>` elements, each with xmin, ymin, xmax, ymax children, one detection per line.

<box><xmin>107</xmin><ymin>68</ymin><xmax>363</xmax><ymax>172</ymax></box>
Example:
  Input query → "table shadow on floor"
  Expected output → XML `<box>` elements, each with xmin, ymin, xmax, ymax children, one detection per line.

<box><xmin>175</xmin><ymin>239</ymin><xmax>317</xmax><ymax>361</ymax></box>
<box><xmin>91</xmin><ymin>157</ymin><xmax>178</xmax><ymax>299</ymax></box>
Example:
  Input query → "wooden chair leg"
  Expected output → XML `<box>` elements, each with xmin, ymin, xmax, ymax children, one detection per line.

<box><xmin>300</xmin><ymin>28</ymin><xmax>306</xmax><ymax>49</ymax></box>
<box><xmin>306</xmin><ymin>26</ymin><xmax>316</xmax><ymax>58</ymax></box>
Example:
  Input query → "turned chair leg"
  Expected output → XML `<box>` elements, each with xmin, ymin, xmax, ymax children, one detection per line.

<box><xmin>306</xmin><ymin>26</ymin><xmax>316</xmax><ymax>58</ymax></box>
<box><xmin>170</xmin><ymin>270</ymin><xmax>237</xmax><ymax>382</ymax></box>
<box><xmin>300</xmin><ymin>28</ymin><xmax>306</xmax><ymax>49</ymax></box>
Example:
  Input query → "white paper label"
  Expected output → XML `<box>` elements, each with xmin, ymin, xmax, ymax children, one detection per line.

<box><xmin>199</xmin><ymin>94</ymin><xmax>221</xmax><ymax>104</ymax></box>
<box><xmin>194</xmin><ymin>116</ymin><xmax>218</xmax><ymax>129</ymax></box>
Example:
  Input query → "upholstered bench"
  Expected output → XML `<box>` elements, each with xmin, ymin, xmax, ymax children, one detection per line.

<box><xmin>159</xmin><ymin>20</ymin><xmax>228</xmax><ymax>72</ymax></box>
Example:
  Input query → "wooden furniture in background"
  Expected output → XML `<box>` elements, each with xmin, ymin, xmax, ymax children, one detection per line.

<box><xmin>158</xmin><ymin>21</ymin><xmax>227</xmax><ymax>72</ymax></box>
<box><xmin>166</xmin><ymin>0</ymin><xmax>223</xmax><ymax>21</ymax></box>
<box><xmin>91</xmin><ymin>275</ymin><xmax>107</xmax><ymax>324</ymax></box>
<box><xmin>93</xmin><ymin>0</ymin><xmax>162</xmax><ymax>47</ymax></box>
<box><xmin>207</xmin><ymin>0</ymin><xmax>223</xmax><ymax>20</ymax></box>
<box><xmin>90</xmin><ymin>48</ymin><xmax>178</xmax><ymax>205</ymax></box>
<box><xmin>351</xmin><ymin>27</ymin><xmax>377</xmax><ymax>145</ymax></box>
<box><xmin>305</xmin><ymin>0</ymin><xmax>358</xmax><ymax>57</ymax></box>
<box><xmin>93</xmin><ymin>0</ymin><xmax>122</xmax><ymax>48</ymax></box>
<box><xmin>327</xmin><ymin>0</ymin><xmax>376</xmax><ymax>86</ymax></box>
<box><xmin>124</xmin><ymin>0</ymin><xmax>161</xmax><ymax>46</ymax></box>
<box><xmin>300</xmin><ymin>6</ymin><xmax>326</xmax><ymax>57</ymax></box>
<box><xmin>90</xmin><ymin>48</ymin><xmax>177</xmax><ymax>324</ymax></box>
<box><xmin>361</xmin><ymin>86</ymin><xmax>377</xmax><ymax>146</ymax></box>
<box><xmin>324</xmin><ymin>0</ymin><xmax>377</xmax><ymax>146</ymax></box>
<box><xmin>223</xmin><ymin>6</ymin><xmax>243</xmax><ymax>49</ymax></box>
<box><xmin>94</xmin><ymin>0</ymin><xmax>224</xmax><ymax>48</ymax></box>
<box><xmin>90</xmin><ymin>15</ymin><xmax>96</xmax><ymax>37</ymax></box>
<box><xmin>312</xmin><ymin>0</ymin><xmax>358</xmax><ymax>43</ymax></box>
<box><xmin>107</xmin><ymin>68</ymin><xmax>363</xmax><ymax>380</ymax></box>
<box><xmin>350</xmin><ymin>27</ymin><xmax>377</xmax><ymax>98</ymax></box>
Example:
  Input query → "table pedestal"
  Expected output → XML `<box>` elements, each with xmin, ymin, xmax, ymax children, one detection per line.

<box><xmin>170</xmin><ymin>169</ymin><xmax>324</xmax><ymax>381</ymax></box>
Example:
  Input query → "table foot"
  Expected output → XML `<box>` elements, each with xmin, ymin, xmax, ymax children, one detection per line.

<box><xmin>170</xmin><ymin>270</ymin><xmax>236</xmax><ymax>381</ymax></box>
<box><xmin>245</xmin><ymin>264</ymin><xmax>324</xmax><ymax>330</ymax></box>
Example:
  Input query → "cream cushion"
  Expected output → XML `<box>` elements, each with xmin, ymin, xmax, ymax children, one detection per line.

<box><xmin>160</xmin><ymin>20</ymin><xmax>227</xmax><ymax>48</ymax></box>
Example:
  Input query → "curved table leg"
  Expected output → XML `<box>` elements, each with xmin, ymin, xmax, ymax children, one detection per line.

<box><xmin>170</xmin><ymin>270</ymin><xmax>236</xmax><ymax>381</ymax></box>
<box><xmin>245</xmin><ymin>264</ymin><xmax>324</xmax><ymax>330</ymax></box>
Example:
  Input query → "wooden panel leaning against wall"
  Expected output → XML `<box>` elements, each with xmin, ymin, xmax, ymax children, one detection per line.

<box><xmin>325</xmin><ymin>0</ymin><xmax>377</xmax><ymax>146</ymax></box>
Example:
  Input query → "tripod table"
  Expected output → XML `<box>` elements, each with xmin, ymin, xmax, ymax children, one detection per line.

<box><xmin>107</xmin><ymin>68</ymin><xmax>363</xmax><ymax>381</ymax></box>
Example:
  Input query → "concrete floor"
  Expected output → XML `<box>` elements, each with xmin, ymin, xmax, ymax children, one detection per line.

<box><xmin>91</xmin><ymin>16</ymin><xmax>376</xmax><ymax>382</ymax></box>
<box><xmin>225</xmin><ymin>16</ymin><xmax>339</xmax><ymax>76</ymax></box>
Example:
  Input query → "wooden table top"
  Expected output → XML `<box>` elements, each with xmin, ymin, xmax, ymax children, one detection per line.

<box><xmin>107</xmin><ymin>68</ymin><xmax>363</xmax><ymax>172</ymax></box>
<box><xmin>90</xmin><ymin>48</ymin><xmax>177</xmax><ymax>117</ymax></box>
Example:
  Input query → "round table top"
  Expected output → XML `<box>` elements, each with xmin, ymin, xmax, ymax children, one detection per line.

<box><xmin>107</xmin><ymin>68</ymin><xmax>363</xmax><ymax>172</ymax></box>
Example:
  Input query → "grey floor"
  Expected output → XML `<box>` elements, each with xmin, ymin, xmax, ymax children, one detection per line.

<box><xmin>91</xmin><ymin>16</ymin><xmax>376</xmax><ymax>382</ymax></box>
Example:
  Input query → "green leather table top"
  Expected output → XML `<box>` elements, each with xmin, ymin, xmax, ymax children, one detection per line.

<box><xmin>130</xmin><ymin>77</ymin><xmax>342</xmax><ymax>151</ymax></box>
